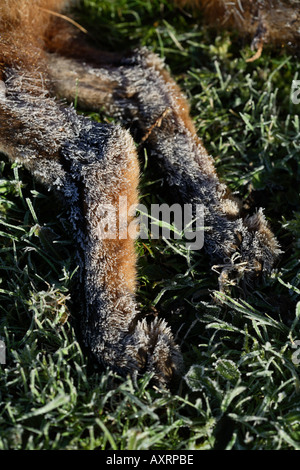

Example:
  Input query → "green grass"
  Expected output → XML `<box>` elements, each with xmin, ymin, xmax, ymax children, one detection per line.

<box><xmin>1</xmin><ymin>0</ymin><xmax>300</xmax><ymax>450</ymax></box>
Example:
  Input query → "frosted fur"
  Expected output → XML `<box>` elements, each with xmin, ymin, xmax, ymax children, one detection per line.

<box><xmin>0</xmin><ymin>66</ymin><xmax>182</xmax><ymax>385</ymax></box>
<box><xmin>0</xmin><ymin>0</ymin><xmax>281</xmax><ymax>386</ymax></box>
<box><xmin>49</xmin><ymin>49</ymin><xmax>281</xmax><ymax>286</ymax></box>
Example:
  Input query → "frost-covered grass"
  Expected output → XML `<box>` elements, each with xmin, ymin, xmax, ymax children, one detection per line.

<box><xmin>0</xmin><ymin>0</ymin><xmax>300</xmax><ymax>450</ymax></box>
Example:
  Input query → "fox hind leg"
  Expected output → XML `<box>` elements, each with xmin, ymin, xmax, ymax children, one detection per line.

<box><xmin>0</xmin><ymin>62</ymin><xmax>182</xmax><ymax>386</ymax></box>
<box><xmin>47</xmin><ymin>48</ymin><xmax>281</xmax><ymax>290</ymax></box>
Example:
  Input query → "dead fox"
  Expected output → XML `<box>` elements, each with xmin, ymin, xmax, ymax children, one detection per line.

<box><xmin>0</xmin><ymin>0</ymin><xmax>282</xmax><ymax>386</ymax></box>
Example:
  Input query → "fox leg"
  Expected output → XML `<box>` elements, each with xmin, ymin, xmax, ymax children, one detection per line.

<box><xmin>0</xmin><ymin>65</ymin><xmax>182</xmax><ymax>385</ymax></box>
<box><xmin>48</xmin><ymin>48</ymin><xmax>281</xmax><ymax>289</ymax></box>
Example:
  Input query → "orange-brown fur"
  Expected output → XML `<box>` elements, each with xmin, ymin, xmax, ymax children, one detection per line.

<box><xmin>176</xmin><ymin>0</ymin><xmax>300</xmax><ymax>50</ymax></box>
<box><xmin>0</xmin><ymin>0</ymin><xmax>183</xmax><ymax>386</ymax></box>
<box><xmin>0</xmin><ymin>0</ymin><xmax>281</xmax><ymax>386</ymax></box>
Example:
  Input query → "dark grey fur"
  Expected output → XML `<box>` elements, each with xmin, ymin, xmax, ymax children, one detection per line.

<box><xmin>0</xmin><ymin>66</ymin><xmax>182</xmax><ymax>386</ymax></box>
<box><xmin>0</xmin><ymin>44</ymin><xmax>280</xmax><ymax>386</ymax></box>
<box><xmin>49</xmin><ymin>48</ymin><xmax>281</xmax><ymax>287</ymax></box>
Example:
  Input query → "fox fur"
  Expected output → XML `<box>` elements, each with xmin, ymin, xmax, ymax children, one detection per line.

<box><xmin>0</xmin><ymin>0</ymin><xmax>282</xmax><ymax>386</ymax></box>
<box><xmin>177</xmin><ymin>0</ymin><xmax>300</xmax><ymax>52</ymax></box>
